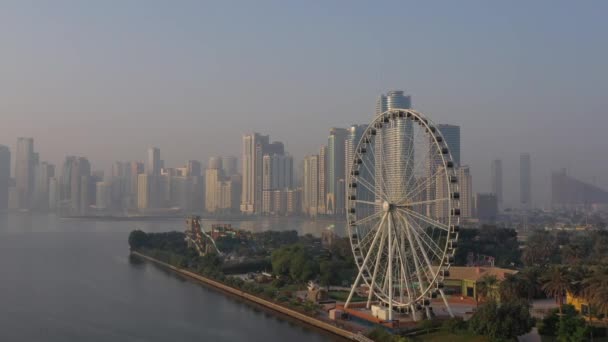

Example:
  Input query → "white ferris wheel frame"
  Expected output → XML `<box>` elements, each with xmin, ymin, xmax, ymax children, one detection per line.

<box><xmin>343</xmin><ymin>109</ymin><xmax>460</xmax><ymax>321</ymax></box>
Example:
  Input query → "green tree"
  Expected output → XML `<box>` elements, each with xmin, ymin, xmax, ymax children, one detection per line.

<box><xmin>499</xmin><ymin>274</ymin><xmax>531</xmax><ymax>303</ymax></box>
<box><xmin>542</xmin><ymin>266</ymin><xmax>572</xmax><ymax>316</ymax></box>
<box><xmin>556</xmin><ymin>305</ymin><xmax>589</xmax><ymax>342</ymax></box>
<box><xmin>523</xmin><ymin>230</ymin><xmax>559</xmax><ymax>267</ymax></box>
<box><xmin>128</xmin><ymin>230</ymin><xmax>148</xmax><ymax>250</ymax></box>
<box><xmin>469</xmin><ymin>299</ymin><xmax>534</xmax><ymax>341</ymax></box>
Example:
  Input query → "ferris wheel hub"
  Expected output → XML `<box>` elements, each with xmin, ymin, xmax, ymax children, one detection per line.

<box><xmin>382</xmin><ymin>201</ymin><xmax>393</xmax><ymax>212</ymax></box>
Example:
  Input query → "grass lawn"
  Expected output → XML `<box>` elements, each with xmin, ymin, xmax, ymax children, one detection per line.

<box><xmin>327</xmin><ymin>291</ymin><xmax>366</xmax><ymax>302</ymax></box>
<box><xmin>412</xmin><ymin>331</ymin><xmax>489</xmax><ymax>342</ymax></box>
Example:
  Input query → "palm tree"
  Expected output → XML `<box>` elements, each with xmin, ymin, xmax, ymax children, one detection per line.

<box><xmin>582</xmin><ymin>266</ymin><xmax>608</xmax><ymax>319</ymax></box>
<box><xmin>541</xmin><ymin>266</ymin><xmax>572</xmax><ymax>316</ymax></box>
<box><xmin>476</xmin><ymin>275</ymin><xmax>499</xmax><ymax>304</ymax></box>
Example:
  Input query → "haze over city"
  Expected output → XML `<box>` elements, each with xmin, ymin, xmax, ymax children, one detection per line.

<box><xmin>2</xmin><ymin>0</ymin><xmax>607</xmax><ymax>206</ymax></box>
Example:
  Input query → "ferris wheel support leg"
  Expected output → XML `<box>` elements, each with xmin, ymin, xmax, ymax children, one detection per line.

<box><xmin>410</xmin><ymin>304</ymin><xmax>419</xmax><ymax>322</ymax></box>
<box><xmin>366</xmin><ymin>229</ymin><xmax>386</xmax><ymax>309</ymax></box>
<box><xmin>344</xmin><ymin>273</ymin><xmax>361</xmax><ymax>309</ymax></box>
<box><xmin>439</xmin><ymin>289</ymin><xmax>454</xmax><ymax>318</ymax></box>
<box><xmin>387</xmin><ymin>212</ymin><xmax>393</xmax><ymax>321</ymax></box>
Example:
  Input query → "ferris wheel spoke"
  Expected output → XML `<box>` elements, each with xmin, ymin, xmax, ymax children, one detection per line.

<box><xmin>354</xmin><ymin>199</ymin><xmax>380</xmax><ymax>206</ymax></box>
<box><xmin>396</xmin><ymin>197</ymin><xmax>449</xmax><ymax>207</ymax></box>
<box><xmin>399</xmin><ymin>166</ymin><xmax>446</xmax><ymax>205</ymax></box>
<box><xmin>356</xmin><ymin>175</ymin><xmax>388</xmax><ymax>202</ymax></box>
<box><xmin>365</xmin><ymin>135</ymin><xmax>390</xmax><ymax>200</ymax></box>
<box><xmin>356</xmin><ymin>214</ymin><xmax>385</xmax><ymax>252</ymax></box>
<box><xmin>351</xmin><ymin>210</ymin><xmax>383</xmax><ymax>226</ymax></box>
<box><xmin>396</xmin><ymin>207</ymin><xmax>450</xmax><ymax>232</ymax></box>
<box><xmin>401</xmin><ymin>121</ymin><xmax>421</xmax><ymax>197</ymax></box>
<box><xmin>400</xmin><ymin>212</ymin><xmax>428</xmax><ymax>300</ymax></box>
<box><xmin>402</xmin><ymin>212</ymin><xmax>443</xmax><ymax>277</ymax></box>
<box><xmin>399</xmin><ymin>212</ymin><xmax>444</xmax><ymax>261</ymax></box>
<box><xmin>398</xmin><ymin>213</ymin><xmax>435</xmax><ymax>287</ymax></box>
<box><xmin>357</xmin><ymin>212</ymin><xmax>387</xmax><ymax>266</ymax></box>
<box><xmin>395</xmin><ymin>223</ymin><xmax>414</xmax><ymax>304</ymax></box>
<box><xmin>398</xmin><ymin>209</ymin><xmax>446</xmax><ymax>257</ymax></box>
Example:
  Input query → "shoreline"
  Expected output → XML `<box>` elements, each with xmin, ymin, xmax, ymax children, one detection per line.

<box><xmin>130</xmin><ymin>251</ymin><xmax>365</xmax><ymax>341</ymax></box>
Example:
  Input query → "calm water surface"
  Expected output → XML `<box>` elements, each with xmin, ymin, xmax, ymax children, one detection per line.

<box><xmin>0</xmin><ymin>213</ymin><xmax>345</xmax><ymax>342</ymax></box>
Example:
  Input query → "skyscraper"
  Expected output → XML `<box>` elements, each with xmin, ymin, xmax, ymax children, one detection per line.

<box><xmin>458</xmin><ymin>166</ymin><xmax>473</xmax><ymax>219</ymax></box>
<box><xmin>317</xmin><ymin>145</ymin><xmax>327</xmax><ymax>215</ymax></box>
<box><xmin>436</xmin><ymin>124</ymin><xmax>461</xmax><ymax>167</ymax></box>
<box><xmin>375</xmin><ymin>91</ymin><xmax>413</xmax><ymax>206</ymax></box>
<box><xmin>491</xmin><ymin>159</ymin><xmax>503</xmax><ymax>207</ymax></box>
<box><xmin>61</xmin><ymin>157</ymin><xmax>91</xmax><ymax>215</ymax></box>
<box><xmin>475</xmin><ymin>193</ymin><xmax>498</xmax><ymax>223</ymax></box>
<box><xmin>520</xmin><ymin>153</ymin><xmax>531</xmax><ymax>209</ymax></box>
<box><xmin>241</xmin><ymin>133</ymin><xmax>286</xmax><ymax>214</ymax></box>
<box><xmin>221</xmin><ymin>156</ymin><xmax>237</xmax><ymax>177</ymax></box>
<box><xmin>137</xmin><ymin>174</ymin><xmax>150</xmax><ymax>209</ymax></box>
<box><xmin>147</xmin><ymin>147</ymin><xmax>161</xmax><ymax>176</ymax></box>
<box><xmin>376</xmin><ymin>90</ymin><xmax>412</xmax><ymax>115</ymax></box>
<box><xmin>34</xmin><ymin>162</ymin><xmax>55</xmax><ymax>210</ymax></box>
<box><xmin>186</xmin><ymin>160</ymin><xmax>202</xmax><ymax>177</ymax></box>
<box><xmin>205</xmin><ymin>165</ymin><xmax>221</xmax><ymax>213</ymax></box>
<box><xmin>241</xmin><ymin>133</ymin><xmax>268</xmax><ymax>214</ymax></box>
<box><xmin>15</xmin><ymin>137</ymin><xmax>35</xmax><ymax>209</ymax></box>
<box><xmin>0</xmin><ymin>145</ymin><xmax>10</xmax><ymax>210</ymax></box>
<box><xmin>326</xmin><ymin>128</ymin><xmax>348</xmax><ymax>215</ymax></box>
<box><xmin>208</xmin><ymin>156</ymin><xmax>223</xmax><ymax>170</ymax></box>
<box><xmin>302</xmin><ymin>155</ymin><xmax>319</xmax><ymax>217</ymax></box>
<box><xmin>262</xmin><ymin>153</ymin><xmax>293</xmax><ymax>191</ymax></box>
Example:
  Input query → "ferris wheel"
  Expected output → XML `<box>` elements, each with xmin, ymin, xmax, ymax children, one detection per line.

<box><xmin>343</xmin><ymin>109</ymin><xmax>460</xmax><ymax>321</ymax></box>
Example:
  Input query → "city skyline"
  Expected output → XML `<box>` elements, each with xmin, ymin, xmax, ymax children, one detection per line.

<box><xmin>1</xmin><ymin>2</ymin><xmax>607</xmax><ymax>207</ymax></box>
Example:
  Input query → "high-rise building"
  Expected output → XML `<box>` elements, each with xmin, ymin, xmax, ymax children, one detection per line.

<box><xmin>186</xmin><ymin>160</ymin><xmax>202</xmax><ymax>177</ymax></box>
<box><xmin>241</xmin><ymin>133</ymin><xmax>286</xmax><ymax>214</ymax></box>
<box><xmin>221</xmin><ymin>156</ymin><xmax>237</xmax><ymax>176</ymax></box>
<box><xmin>376</xmin><ymin>90</ymin><xmax>412</xmax><ymax>115</ymax></box>
<box><xmin>302</xmin><ymin>155</ymin><xmax>319</xmax><ymax>216</ymax></box>
<box><xmin>147</xmin><ymin>147</ymin><xmax>161</xmax><ymax>176</ymax></box>
<box><xmin>48</xmin><ymin>177</ymin><xmax>58</xmax><ymax>210</ymax></box>
<box><xmin>475</xmin><ymin>193</ymin><xmax>498</xmax><ymax>223</ymax></box>
<box><xmin>0</xmin><ymin>145</ymin><xmax>10</xmax><ymax>210</ymax></box>
<box><xmin>458</xmin><ymin>166</ymin><xmax>473</xmax><ymax>219</ymax></box>
<box><xmin>34</xmin><ymin>162</ymin><xmax>55</xmax><ymax>210</ymax></box>
<box><xmin>491</xmin><ymin>159</ymin><xmax>503</xmax><ymax>207</ymax></box>
<box><xmin>15</xmin><ymin>137</ymin><xmax>35</xmax><ymax>209</ymax></box>
<box><xmin>137</xmin><ymin>174</ymin><xmax>150</xmax><ymax>209</ymax></box>
<box><xmin>520</xmin><ymin>153</ymin><xmax>531</xmax><ymax>209</ymax></box>
<box><xmin>205</xmin><ymin>167</ymin><xmax>221</xmax><ymax>213</ymax></box>
<box><xmin>326</xmin><ymin>128</ymin><xmax>348</xmax><ymax>215</ymax></box>
<box><xmin>345</xmin><ymin>125</ymin><xmax>367</xmax><ymax>179</ymax></box>
<box><xmin>128</xmin><ymin>161</ymin><xmax>144</xmax><ymax>208</ymax></box>
<box><xmin>96</xmin><ymin>182</ymin><xmax>110</xmax><ymax>209</ymax></box>
<box><xmin>318</xmin><ymin>145</ymin><xmax>327</xmax><ymax>215</ymax></box>
<box><xmin>436</xmin><ymin>124</ymin><xmax>461</xmax><ymax>167</ymax></box>
<box><xmin>70</xmin><ymin>157</ymin><xmax>91</xmax><ymax>215</ymax></box>
<box><xmin>208</xmin><ymin>156</ymin><xmax>223</xmax><ymax>170</ymax></box>
<box><xmin>241</xmin><ymin>134</ymin><xmax>266</xmax><ymax>214</ymax></box>
<box><xmin>262</xmin><ymin>153</ymin><xmax>293</xmax><ymax>191</ymax></box>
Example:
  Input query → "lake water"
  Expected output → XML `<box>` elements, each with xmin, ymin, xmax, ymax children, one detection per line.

<box><xmin>0</xmin><ymin>213</ymin><xmax>345</xmax><ymax>342</ymax></box>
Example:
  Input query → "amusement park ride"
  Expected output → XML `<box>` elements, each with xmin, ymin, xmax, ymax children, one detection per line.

<box><xmin>343</xmin><ymin>109</ymin><xmax>460</xmax><ymax>321</ymax></box>
<box><xmin>185</xmin><ymin>216</ymin><xmax>223</xmax><ymax>256</ymax></box>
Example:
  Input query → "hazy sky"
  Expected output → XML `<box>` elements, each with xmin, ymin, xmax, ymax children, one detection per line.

<box><xmin>1</xmin><ymin>0</ymin><xmax>607</xmax><ymax>207</ymax></box>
